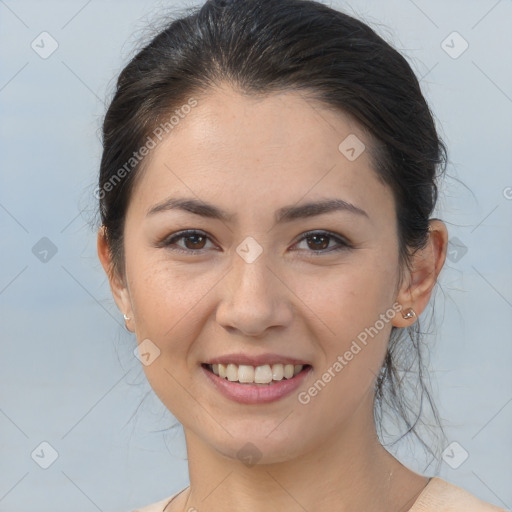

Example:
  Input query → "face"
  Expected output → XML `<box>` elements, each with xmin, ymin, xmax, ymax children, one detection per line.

<box><xmin>109</xmin><ymin>85</ymin><xmax>407</xmax><ymax>463</ymax></box>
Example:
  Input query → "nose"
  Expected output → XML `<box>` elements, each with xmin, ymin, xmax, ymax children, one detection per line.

<box><xmin>215</xmin><ymin>251</ymin><xmax>293</xmax><ymax>337</ymax></box>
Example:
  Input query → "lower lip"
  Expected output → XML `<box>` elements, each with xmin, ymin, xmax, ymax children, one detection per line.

<box><xmin>201</xmin><ymin>365</ymin><xmax>312</xmax><ymax>404</ymax></box>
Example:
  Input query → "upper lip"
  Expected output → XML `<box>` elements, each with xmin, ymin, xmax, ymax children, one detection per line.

<box><xmin>203</xmin><ymin>353</ymin><xmax>311</xmax><ymax>367</ymax></box>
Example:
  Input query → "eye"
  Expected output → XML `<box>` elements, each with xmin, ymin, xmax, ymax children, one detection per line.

<box><xmin>160</xmin><ymin>230</ymin><xmax>217</xmax><ymax>253</ymax></box>
<box><xmin>158</xmin><ymin>229</ymin><xmax>352</xmax><ymax>255</ymax></box>
<box><xmin>292</xmin><ymin>230</ymin><xmax>352</xmax><ymax>254</ymax></box>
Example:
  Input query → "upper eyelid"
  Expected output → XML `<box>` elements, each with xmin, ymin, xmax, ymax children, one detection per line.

<box><xmin>164</xmin><ymin>230</ymin><xmax>218</xmax><ymax>249</ymax></box>
<box><xmin>295</xmin><ymin>230</ymin><xmax>348</xmax><ymax>245</ymax></box>
<box><xmin>292</xmin><ymin>232</ymin><xmax>350</xmax><ymax>253</ymax></box>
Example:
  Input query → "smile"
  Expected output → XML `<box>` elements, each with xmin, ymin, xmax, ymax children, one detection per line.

<box><xmin>201</xmin><ymin>363</ymin><xmax>313</xmax><ymax>404</ymax></box>
<box><xmin>203</xmin><ymin>362</ymin><xmax>307</xmax><ymax>384</ymax></box>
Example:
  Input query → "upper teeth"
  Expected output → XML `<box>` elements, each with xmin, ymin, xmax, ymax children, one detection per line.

<box><xmin>211</xmin><ymin>363</ymin><xmax>304</xmax><ymax>383</ymax></box>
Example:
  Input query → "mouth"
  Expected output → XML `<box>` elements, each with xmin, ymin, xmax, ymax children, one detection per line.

<box><xmin>201</xmin><ymin>362</ymin><xmax>312</xmax><ymax>386</ymax></box>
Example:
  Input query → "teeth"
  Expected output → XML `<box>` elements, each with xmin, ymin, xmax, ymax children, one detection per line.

<box><xmin>226</xmin><ymin>363</ymin><xmax>238</xmax><ymax>382</ymax></box>
<box><xmin>238</xmin><ymin>364</ymin><xmax>255</xmax><ymax>383</ymax></box>
<box><xmin>254</xmin><ymin>365</ymin><xmax>272</xmax><ymax>384</ymax></box>
<box><xmin>272</xmin><ymin>363</ymin><xmax>284</xmax><ymax>381</ymax></box>
<box><xmin>283</xmin><ymin>364</ymin><xmax>294</xmax><ymax>379</ymax></box>
<box><xmin>208</xmin><ymin>363</ymin><xmax>305</xmax><ymax>384</ymax></box>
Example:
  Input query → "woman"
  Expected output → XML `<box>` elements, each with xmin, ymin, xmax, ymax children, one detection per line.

<box><xmin>96</xmin><ymin>0</ymin><xmax>506</xmax><ymax>510</ymax></box>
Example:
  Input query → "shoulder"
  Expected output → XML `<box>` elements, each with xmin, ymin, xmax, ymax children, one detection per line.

<box><xmin>410</xmin><ymin>477</ymin><xmax>509</xmax><ymax>512</ymax></box>
<box><xmin>131</xmin><ymin>491</ymin><xmax>179</xmax><ymax>512</ymax></box>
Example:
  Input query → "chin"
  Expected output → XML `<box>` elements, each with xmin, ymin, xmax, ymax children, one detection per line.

<box><xmin>201</xmin><ymin>425</ymin><xmax>313</xmax><ymax>466</ymax></box>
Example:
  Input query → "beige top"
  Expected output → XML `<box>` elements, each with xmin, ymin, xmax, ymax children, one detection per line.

<box><xmin>133</xmin><ymin>477</ymin><xmax>509</xmax><ymax>511</ymax></box>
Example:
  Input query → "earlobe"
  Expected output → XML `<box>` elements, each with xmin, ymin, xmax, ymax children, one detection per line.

<box><xmin>97</xmin><ymin>226</ymin><xmax>134</xmax><ymax>330</ymax></box>
<box><xmin>392</xmin><ymin>219</ymin><xmax>448</xmax><ymax>328</ymax></box>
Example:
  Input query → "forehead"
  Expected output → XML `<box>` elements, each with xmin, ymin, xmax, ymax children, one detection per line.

<box><xmin>128</xmin><ymin>85</ymin><xmax>395</xmax><ymax>222</ymax></box>
<box><xmin>169</xmin><ymin>85</ymin><xmax>366</xmax><ymax>160</ymax></box>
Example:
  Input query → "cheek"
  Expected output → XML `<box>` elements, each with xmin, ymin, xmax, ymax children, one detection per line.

<box><xmin>127</xmin><ymin>259</ymin><xmax>219</xmax><ymax>420</ymax></box>
<box><xmin>293</xmin><ymin>271</ymin><xmax>394</xmax><ymax>434</ymax></box>
<box><xmin>126</xmin><ymin>253</ymin><xmax>229</xmax><ymax>405</ymax></box>
<box><xmin>128</xmin><ymin>251</ymin><xmax>218</xmax><ymax>337</ymax></box>
<box><xmin>292</xmin><ymin>252</ymin><xmax>398</xmax><ymax>337</ymax></box>
<box><xmin>290</xmin><ymin>252</ymin><xmax>398</xmax><ymax>389</ymax></box>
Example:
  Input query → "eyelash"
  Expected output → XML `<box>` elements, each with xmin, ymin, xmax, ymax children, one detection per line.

<box><xmin>159</xmin><ymin>229</ymin><xmax>352</xmax><ymax>256</ymax></box>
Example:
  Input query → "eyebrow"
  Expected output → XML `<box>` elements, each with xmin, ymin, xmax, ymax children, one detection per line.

<box><xmin>146</xmin><ymin>197</ymin><xmax>369</xmax><ymax>223</ymax></box>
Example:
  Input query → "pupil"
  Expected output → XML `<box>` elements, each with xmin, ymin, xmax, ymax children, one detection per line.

<box><xmin>309</xmin><ymin>235</ymin><xmax>328</xmax><ymax>250</ymax></box>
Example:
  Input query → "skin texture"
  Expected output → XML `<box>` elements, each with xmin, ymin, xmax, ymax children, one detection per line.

<box><xmin>98</xmin><ymin>84</ymin><xmax>448</xmax><ymax>512</ymax></box>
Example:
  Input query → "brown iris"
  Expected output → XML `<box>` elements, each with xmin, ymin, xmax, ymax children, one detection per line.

<box><xmin>183</xmin><ymin>234</ymin><xmax>207</xmax><ymax>250</ymax></box>
<box><xmin>306</xmin><ymin>234</ymin><xmax>330</xmax><ymax>250</ymax></box>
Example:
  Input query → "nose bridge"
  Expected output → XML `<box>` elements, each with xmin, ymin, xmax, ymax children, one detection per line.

<box><xmin>230</xmin><ymin>234</ymin><xmax>272</xmax><ymax>289</ymax></box>
<box><xmin>230</xmin><ymin>243</ymin><xmax>276</xmax><ymax>304</ymax></box>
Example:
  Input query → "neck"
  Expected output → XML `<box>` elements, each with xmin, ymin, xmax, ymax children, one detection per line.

<box><xmin>179</xmin><ymin>392</ymin><xmax>429</xmax><ymax>512</ymax></box>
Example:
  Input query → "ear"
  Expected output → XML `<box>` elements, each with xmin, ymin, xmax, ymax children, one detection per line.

<box><xmin>97</xmin><ymin>226</ymin><xmax>135</xmax><ymax>331</ymax></box>
<box><xmin>392</xmin><ymin>219</ymin><xmax>448</xmax><ymax>328</ymax></box>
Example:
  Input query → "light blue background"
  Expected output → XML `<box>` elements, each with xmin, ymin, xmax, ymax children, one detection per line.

<box><xmin>0</xmin><ymin>1</ymin><xmax>511</xmax><ymax>511</ymax></box>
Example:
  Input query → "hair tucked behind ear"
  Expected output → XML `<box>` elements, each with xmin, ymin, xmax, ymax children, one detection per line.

<box><xmin>98</xmin><ymin>0</ymin><xmax>447</xmax><ymax>469</ymax></box>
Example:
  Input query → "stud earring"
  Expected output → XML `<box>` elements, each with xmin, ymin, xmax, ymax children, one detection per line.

<box><xmin>402</xmin><ymin>308</ymin><xmax>416</xmax><ymax>320</ymax></box>
<box><xmin>123</xmin><ymin>314</ymin><xmax>130</xmax><ymax>321</ymax></box>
